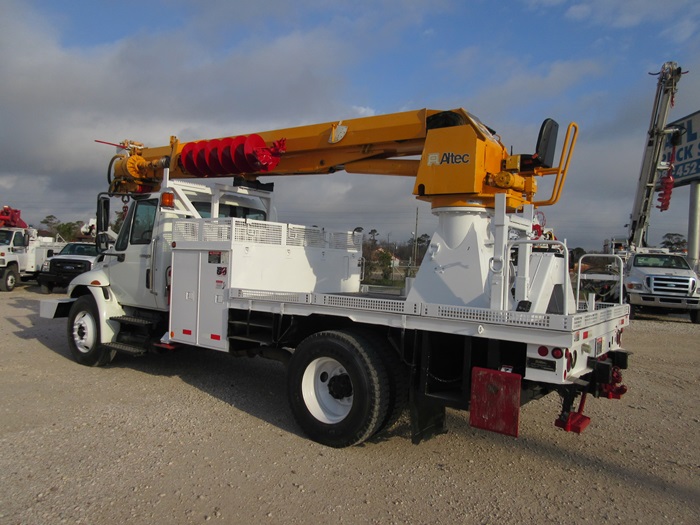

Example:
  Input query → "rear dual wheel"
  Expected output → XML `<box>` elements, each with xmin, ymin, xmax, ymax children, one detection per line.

<box><xmin>288</xmin><ymin>330</ymin><xmax>404</xmax><ymax>448</ymax></box>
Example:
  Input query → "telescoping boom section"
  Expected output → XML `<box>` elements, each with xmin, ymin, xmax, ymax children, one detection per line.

<box><xmin>42</xmin><ymin>106</ymin><xmax>630</xmax><ymax>448</ymax></box>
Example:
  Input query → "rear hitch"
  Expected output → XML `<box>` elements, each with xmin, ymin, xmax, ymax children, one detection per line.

<box><xmin>601</xmin><ymin>366</ymin><xmax>627</xmax><ymax>399</ymax></box>
<box><xmin>555</xmin><ymin>360</ymin><xmax>628</xmax><ymax>433</ymax></box>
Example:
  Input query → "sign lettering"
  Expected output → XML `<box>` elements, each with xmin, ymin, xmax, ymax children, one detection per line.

<box><xmin>427</xmin><ymin>152</ymin><xmax>471</xmax><ymax>166</ymax></box>
<box><xmin>662</xmin><ymin>110</ymin><xmax>700</xmax><ymax>186</ymax></box>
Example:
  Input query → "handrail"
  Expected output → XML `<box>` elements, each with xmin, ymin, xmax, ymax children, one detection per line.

<box><xmin>575</xmin><ymin>254</ymin><xmax>625</xmax><ymax>308</ymax></box>
<box><xmin>504</xmin><ymin>239</ymin><xmax>570</xmax><ymax>314</ymax></box>
<box><xmin>532</xmin><ymin>122</ymin><xmax>579</xmax><ymax>207</ymax></box>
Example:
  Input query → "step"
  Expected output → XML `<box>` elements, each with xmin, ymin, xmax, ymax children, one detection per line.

<box><xmin>229</xmin><ymin>333</ymin><xmax>273</xmax><ymax>345</ymax></box>
<box><xmin>103</xmin><ymin>341</ymin><xmax>147</xmax><ymax>356</ymax></box>
<box><xmin>110</xmin><ymin>315</ymin><xmax>157</xmax><ymax>327</ymax></box>
<box><xmin>230</xmin><ymin>319</ymin><xmax>274</xmax><ymax>330</ymax></box>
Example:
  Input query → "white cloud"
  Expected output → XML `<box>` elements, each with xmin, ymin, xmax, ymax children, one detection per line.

<box><xmin>564</xmin><ymin>0</ymin><xmax>699</xmax><ymax>35</ymax></box>
<box><xmin>0</xmin><ymin>0</ymin><xmax>697</xmax><ymax>253</ymax></box>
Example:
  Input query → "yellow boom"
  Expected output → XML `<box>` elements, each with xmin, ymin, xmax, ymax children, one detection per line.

<box><xmin>110</xmin><ymin>108</ymin><xmax>577</xmax><ymax>210</ymax></box>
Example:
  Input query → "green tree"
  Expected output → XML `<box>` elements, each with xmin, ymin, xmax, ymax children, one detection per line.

<box><xmin>376</xmin><ymin>250</ymin><xmax>393</xmax><ymax>280</ymax></box>
<box><xmin>55</xmin><ymin>222</ymin><xmax>81</xmax><ymax>241</ymax></box>
<box><xmin>40</xmin><ymin>215</ymin><xmax>60</xmax><ymax>235</ymax></box>
<box><xmin>40</xmin><ymin>216</ymin><xmax>87</xmax><ymax>241</ymax></box>
<box><xmin>368</xmin><ymin>229</ymin><xmax>379</xmax><ymax>248</ymax></box>
<box><xmin>660</xmin><ymin>233</ymin><xmax>686</xmax><ymax>253</ymax></box>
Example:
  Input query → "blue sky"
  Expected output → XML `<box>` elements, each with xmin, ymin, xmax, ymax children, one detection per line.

<box><xmin>1</xmin><ymin>0</ymin><xmax>699</xmax><ymax>249</ymax></box>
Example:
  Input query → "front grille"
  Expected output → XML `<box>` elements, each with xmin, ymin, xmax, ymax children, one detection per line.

<box><xmin>51</xmin><ymin>259</ymin><xmax>90</xmax><ymax>274</ymax></box>
<box><xmin>646</xmin><ymin>275</ymin><xmax>695</xmax><ymax>296</ymax></box>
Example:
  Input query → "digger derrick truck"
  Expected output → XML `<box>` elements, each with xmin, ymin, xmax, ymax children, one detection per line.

<box><xmin>0</xmin><ymin>206</ymin><xmax>65</xmax><ymax>291</ymax></box>
<box><xmin>604</xmin><ymin>62</ymin><xmax>700</xmax><ymax>322</ymax></box>
<box><xmin>40</xmin><ymin>108</ymin><xmax>630</xmax><ymax>447</ymax></box>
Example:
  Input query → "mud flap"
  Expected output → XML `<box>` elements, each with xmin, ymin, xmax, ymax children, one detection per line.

<box><xmin>469</xmin><ymin>367</ymin><xmax>521</xmax><ymax>437</ymax></box>
<box><xmin>409</xmin><ymin>389</ymin><xmax>447</xmax><ymax>444</ymax></box>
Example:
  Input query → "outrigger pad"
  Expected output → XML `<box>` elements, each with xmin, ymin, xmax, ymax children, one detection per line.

<box><xmin>469</xmin><ymin>367</ymin><xmax>521</xmax><ymax>437</ymax></box>
<box><xmin>555</xmin><ymin>412</ymin><xmax>591</xmax><ymax>433</ymax></box>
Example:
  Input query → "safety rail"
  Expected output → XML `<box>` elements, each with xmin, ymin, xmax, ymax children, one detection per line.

<box><xmin>504</xmin><ymin>239</ymin><xmax>570</xmax><ymax>314</ymax></box>
<box><xmin>172</xmin><ymin>218</ymin><xmax>362</xmax><ymax>251</ymax></box>
<box><xmin>575</xmin><ymin>254</ymin><xmax>625</xmax><ymax>308</ymax></box>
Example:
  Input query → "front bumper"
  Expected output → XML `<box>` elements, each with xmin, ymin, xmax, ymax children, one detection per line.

<box><xmin>37</xmin><ymin>271</ymin><xmax>81</xmax><ymax>288</ymax></box>
<box><xmin>628</xmin><ymin>293</ymin><xmax>700</xmax><ymax>310</ymax></box>
<box><xmin>39</xmin><ymin>298</ymin><xmax>76</xmax><ymax>319</ymax></box>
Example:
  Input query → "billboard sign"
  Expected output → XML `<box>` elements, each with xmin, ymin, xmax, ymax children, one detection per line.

<box><xmin>662</xmin><ymin>110</ymin><xmax>700</xmax><ymax>187</ymax></box>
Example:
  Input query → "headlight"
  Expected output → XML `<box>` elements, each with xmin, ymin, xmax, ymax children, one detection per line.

<box><xmin>625</xmin><ymin>281</ymin><xmax>644</xmax><ymax>291</ymax></box>
<box><xmin>41</xmin><ymin>260</ymin><xmax>50</xmax><ymax>272</ymax></box>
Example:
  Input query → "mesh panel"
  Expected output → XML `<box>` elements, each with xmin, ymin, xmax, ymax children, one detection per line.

<box><xmin>203</xmin><ymin>220</ymin><xmax>232</xmax><ymax>242</ymax></box>
<box><xmin>329</xmin><ymin>232</ymin><xmax>361</xmax><ymax>250</ymax></box>
<box><xmin>233</xmin><ymin>220</ymin><xmax>284</xmax><ymax>245</ymax></box>
<box><xmin>173</xmin><ymin>221</ymin><xmax>199</xmax><ymax>242</ymax></box>
<box><xmin>232</xmin><ymin>289</ymin><xmax>312</xmax><ymax>303</ymax></box>
<box><xmin>435</xmin><ymin>305</ymin><xmax>552</xmax><ymax>327</ymax></box>
<box><xmin>321</xmin><ymin>294</ymin><xmax>407</xmax><ymax>313</ymax></box>
<box><xmin>287</xmin><ymin>226</ymin><xmax>325</xmax><ymax>247</ymax></box>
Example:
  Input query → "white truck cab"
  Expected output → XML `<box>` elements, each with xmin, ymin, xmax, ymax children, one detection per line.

<box><xmin>0</xmin><ymin>226</ymin><xmax>65</xmax><ymax>291</ymax></box>
<box><xmin>624</xmin><ymin>250</ymin><xmax>700</xmax><ymax>323</ymax></box>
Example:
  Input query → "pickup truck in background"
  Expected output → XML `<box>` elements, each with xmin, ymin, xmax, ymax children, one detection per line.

<box><xmin>37</xmin><ymin>242</ymin><xmax>103</xmax><ymax>293</ymax></box>
<box><xmin>624</xmin><ymin>251</ymin><xmax>700</xmax><ymax>323</ymax></box>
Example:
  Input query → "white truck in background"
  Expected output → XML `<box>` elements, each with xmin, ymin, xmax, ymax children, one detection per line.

<box><xmin>601</xmin><ymin>62</ymin><xmax>700</xmax><ymax>322</ymax></box>
<box><xmin>623</xmin><ymin>249</ymin><xmax>700</xmax><ymax>322</ymax></box>
<box><xmin>0</xmin><ymin>206</ymin><xmax>65</xmax><ymax>291</ymax></box>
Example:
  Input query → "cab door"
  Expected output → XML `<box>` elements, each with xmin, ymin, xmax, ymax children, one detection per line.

<box><xmin>105</xmin><ymin>198</ymin><xmax>161</xmax><ymax>309</ymax></box>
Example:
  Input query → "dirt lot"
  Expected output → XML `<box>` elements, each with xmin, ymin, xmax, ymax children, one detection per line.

<box><xmin>0</xmin><ymin>284</ymin><xmax>698</xmax><ymax>525</ymax></box>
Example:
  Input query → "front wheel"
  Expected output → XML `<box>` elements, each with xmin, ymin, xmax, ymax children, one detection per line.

<box><xmin>691</xmin><ymin>309</ymin><xmax>699</xmax><ymax>324</ymax></box>
<box><xmin>0</xmin><ymin>267</ymin><xmax>18</xmax><ymax>292</ymax></box>
<box><xmin>287</xmin><ymin>330</ymin><xmax>390</xmax><ymax>448</ymax></box>
<box><xmin>67</xmin><ymin>295</ymin><xmax>115</xmax><ymax>366</ymax></box>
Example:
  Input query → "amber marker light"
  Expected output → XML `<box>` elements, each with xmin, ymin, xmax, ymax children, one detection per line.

<box><xmin>161</xmin><ymin>192</ymin><xmax>175</xmax><ymax>208</ymax></box>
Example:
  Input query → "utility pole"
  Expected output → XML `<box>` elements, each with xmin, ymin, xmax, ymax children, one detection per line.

<box><xmin>412</xmin><ymin>207</ymin><xmax>419</xmax><ymax>266</ymax></box>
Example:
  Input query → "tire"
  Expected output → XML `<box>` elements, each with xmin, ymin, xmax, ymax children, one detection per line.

<box><xmin>369</xmin><ymin>333</ymin><xmax>410</xmax><ymax>436</ymax></box>
<box><xmin>0</xmin><ymin>267</ymin><xmax>18</xmax><ymax>292</ymax></box>
<box><xmin>691</xmin><ymin>310</ymin><xmax>699</xmax><ymax>324</ymax></box>
<box><xmin>67</xmin><ymin>295</ymin><xmax>115</xmax><ymax>367</ymax></box>
<box><xmin>287</xmin><ymin>330</ymin><xmax>390</xmax><ymax>448</ymax></box>
<box><xmin>623</xmin><ymin>291</ymin><xmax>635</xmax><ymax>320</ymax></box>
<box><xmin>40</xmin><ymin>283</ymin><xmax>54</xmax><ymax>294</ymax></box>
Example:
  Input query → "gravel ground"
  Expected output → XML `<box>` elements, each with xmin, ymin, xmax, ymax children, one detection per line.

<box><xmin>0</xmin><ymin>284</ymin><xmax>698</xmax><ymax>525</ymax></box>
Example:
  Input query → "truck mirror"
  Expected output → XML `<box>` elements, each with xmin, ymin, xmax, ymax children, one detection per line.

<box><xmin>23</xmin><ymin>233</ymin><xmax>30</xmax><ymax>247</ymax></box>
<box><xmin>97</xmin><ymin>195</ymin><xmax>110</xmax><ymax>234</ymax></box>
<box><xmin>96</xmin><ymin>232</ymin><xmax>111</xmax><ymax>253</ymax></box>
<box><xmin>536</xmin><ymin>118</ymin><xmax>559</xmax><ymax>169</ymax></box>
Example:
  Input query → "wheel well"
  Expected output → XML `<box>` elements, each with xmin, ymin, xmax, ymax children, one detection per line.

<box><xmin>293</xmin><ymin>315</ymin><xmax>387</xmax><ymax>346</ymax></box>
<box><xmin>70</xmin><ymin>284</ymin><xmax>111</xmax><ymax>303</ymax></box>
<box><xmin>69</xmin><ymin>284</ymin><xmax>93</xmax><ymax>299</ymax></box>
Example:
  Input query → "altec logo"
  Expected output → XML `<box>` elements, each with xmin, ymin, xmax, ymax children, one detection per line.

<box><xmin>427</xmin><ymin>152</ymin><xmax>470</xmax><ymax>166</ymax></box>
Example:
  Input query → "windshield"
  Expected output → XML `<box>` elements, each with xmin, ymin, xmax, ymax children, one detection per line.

<box><xmin>59</xmin><ymin>243</ymin><xmax>98</xmax><ymax>256</ymax></box>
<box><xmin>632</xmin><ymin>254</ymin><xmax>691</xmax><ymax>270</ymax></box>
